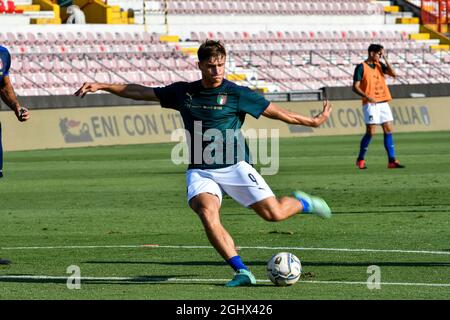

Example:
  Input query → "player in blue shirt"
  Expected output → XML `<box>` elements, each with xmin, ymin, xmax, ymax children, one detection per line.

<box><xmin>75</xmin><ymin>40</ymin><xmax>332</xmax><ymax>287</ymax></box>
<box><xmin>0</xmin><ymin>45</ymin><xmax>30</xmax><ymax>265</ymax></box>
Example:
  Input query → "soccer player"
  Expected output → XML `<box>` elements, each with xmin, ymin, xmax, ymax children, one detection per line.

<box><xmin>0</xmin><ymin>45</ymin><xmax>30</xmax><ymax>265</ymax></box>
<box><xmin>352</xmin><ymin>44</ymin><xmax>404</xmax><ymax>169</ymax></box>
<box><xmin>75</xmin><ymin>40</ymin><xmax>332</xmax><ymax>287</ymax></box>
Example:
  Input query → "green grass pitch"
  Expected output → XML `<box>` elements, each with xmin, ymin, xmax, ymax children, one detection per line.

<box><xmin>0</xmin><ymin>131</ymin><xmax>449</xmax><ymax>300</ymax></box>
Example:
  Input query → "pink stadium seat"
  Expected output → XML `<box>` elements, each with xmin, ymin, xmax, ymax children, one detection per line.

<box><xmin>46</xmin><ymin>32</ymin><xmax>58</xmax><ymax>45</ymax></box>
<box><xmin>3</xmin><ymin>5</ymin><xmax>439</xmax><ymax>97</ymax></box>
<box><xmin>93</xmin><ymin>72</ymin><xmax>110</xmax><ymax>83</ymax></box>
<box><xmin>119</xmin><ymin>58</ymin><xmax>133</xmax><ymax>71</ymax></box>
<box><xmin>207</xmin><ymin>1</ymin><xmax>220</xmax><ymax>14</ymax></box>
<box><xmin>108</xmin><ymin>73</ymin><xmax>125</xmax><ymax>84</ymax></box>
<box><xmin>112</xmin><ymin>32</ymin><xmax>125</xmax><ymax>45</ymax></box>
<box><xmin>85</xmin><ymin>59</ymin><xmax>100</xmax><ymax>72</ymax></box>
<box><xmin>20</xmin><ymin>59</ymin><xmax>33</xmax><ymax>73</ymax></box>
<box><xmin>283</xmin><ymin>42</ymin><xmax>298</xmax><ymax>51</ymax></box>
<box><xmin>174</xmin><ymin>57</ymin><xmax>191</xmax><ymax>70</ymax></box>
<box><xmin>123</xmin><ymin>71</ymin><xmax>140</xmax><ymax>83</ymax></box>
<box><xmin>269</xmin><ymin>54</ymin><xmax>287</xmax><ymax>67</ymax></box>
<box><xmin>45</xmin><ymin>73</ymin><xmax>63</xmax><ymax>88</ymax></box>
<box><xmin>84</xmin><ymin>32</ymin><xmax>96</xmax><ymax>45</ymax></box>
<box><xmin>129</xmin><ymin>32</ymin><xmax>143</xmax><ymax>44</ymax></box>
<box><xmin>76</xmin><ymin>72</ymin><xmax>93</xmax><ymax>84</ymax></box>
<box><xmin>192</xmin><ymin>1</ymin><xmax>204</xmax><ymax>13</ymax></box>
<box><xmin>350</xmin><ymin>53</ymin><xmax>362</xmax><ymax>64</ymax></box>
<box><xmin>122</xmin><ymin>32</ymin><xmax>133</xmax><ymax>43</ymax></box>
<box><xmin>70</xmin><ymin>57</ymin><xmax>86</xmax><ymax>71</ymax></box>
<box><xmin>184</xmin><ymin>70</ymin><xmax>198</xmax><ymax>82</ymax></box>
<box><xmin>141</xmin><ymin>32</ymin><xmax>154</xmax><ymax>43</ymax></box>
<box><xmin>20</xmin><ymin>74</ymin><xmax>34</xmax><ymax>89</ymax></box>
<box><xmin>145</xmin><ymin>57</ymin><xmax>160</xmax><ymax>71</ymax></box>
<box><xmin>165</xmin><ymin>0</ymin><xmax>176</xmax><ymax>13</ymax></box>
<box><xmin>163</xmin><ymin>57</ymin><xmax>176</xmax><ymax>69</ymax></box>
<box><xmin>129</xmin><ymin>56</ymin><xmax>145</xmax><ymax>69</ymax></box>
<box><xmin>56</xmin><ymin>32</ymin><xmax>71</xmax><ymax>46</ymax></box>
<box><xmin>5</xmin><ymin>32</ymin><xmax>18</xmax><ymax>46</ymax></box>
<box><xmin>190</xmin><ymin>31</ymin><xmax>200</xmax><ymax>41</ymax></box>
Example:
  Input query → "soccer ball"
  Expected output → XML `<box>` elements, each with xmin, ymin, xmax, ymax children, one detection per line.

<box><xmin>267</xmin><ymin>252</ymin><xmax>302</xmax><ymax>286</ymax></box>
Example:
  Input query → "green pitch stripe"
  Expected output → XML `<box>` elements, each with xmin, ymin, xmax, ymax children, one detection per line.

<box><xmin>2</xmin><ymin>244</ymin><xmax>450</xmax><ymax>255</ymax></box>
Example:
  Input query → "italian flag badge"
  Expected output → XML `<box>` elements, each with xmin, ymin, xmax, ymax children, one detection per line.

<box><xmin>217</xmin><ymin>94</ymin><xmax>227</xmax><ymax>105</ymax></box>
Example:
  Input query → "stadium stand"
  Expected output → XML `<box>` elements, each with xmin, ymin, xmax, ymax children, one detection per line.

<box><xmin>0</xmin><ymin>0</ymin><xmax>21</xmax><ymax>13</ymax></box>
<box><xmin>1</xmin><ymin>0</ymin><xmax>449</xmax><ymax>96</ymax></box>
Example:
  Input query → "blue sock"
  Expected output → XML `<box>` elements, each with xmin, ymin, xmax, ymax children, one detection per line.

<box><xmin>358</xmin><ymin>134</ymin><xmax>372</xmax><ymax>160</ymax></box>
<box><xmin>227</xmin><ymin>256</ymin><xmax>248</xmax><ymax>272</ymax></box>
<box><xmin>293</xmin><ymin>192</ymin><xmax>312</xmax><ymax>213</ymax></box>
<box><xmin>384</xmin><ymin>133</ymin><xmax>396</xmax><ymax>162</ymax></box>
<box><xmin>299</xmin><ymin>198</ymin><xmax>311</xmax><ymax>213</ymax></box>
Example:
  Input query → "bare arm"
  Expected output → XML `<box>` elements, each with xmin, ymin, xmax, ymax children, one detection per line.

<box><xmin>262</xmin><ymin>100</ymin><xmax>332</xmax><ymax>128</ymax></box>
<box><xmin>0</xmin><ymin>76</ymin><xmax>30</xmax><ymax>122</ymax></box>
<box><xmin>382</xmin><ymin>51</ymin><xmax>396</xmax><ymax>78</ymax></box>
<box><xmin>352</xmin><ymin>81</ymin><xmax>376</xmax><ymax>103</ymax></box>
<box><xmin>74</xmin><ymin>82</ymin><xmax>159</xmax><ymax>101</ymax></box>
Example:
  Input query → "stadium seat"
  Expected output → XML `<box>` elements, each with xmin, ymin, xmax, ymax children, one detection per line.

<box><xmin>5</xmin><ymin>0</ymin><xmax>15</xmax><ymax>13</ymax></box>
<box><xmin>3</xmin><ymin>0</ymin><xmax>445</xmax><ymax>96</ymax></box>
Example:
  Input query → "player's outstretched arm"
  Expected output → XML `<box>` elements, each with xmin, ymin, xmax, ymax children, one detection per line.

<box><xmin>262</xmin><ymin>100</ymin><xmax>332</xmax><ymax>128</ymax></box>
<box><xmin>74</xmin><ymin>82</ymin><xmax>159</xmax><ymax>101</ymax></box>
<box><xmin>0</xmin><ymin>76</ymin><xmax>29</xmax><ymax>122</ymax></box>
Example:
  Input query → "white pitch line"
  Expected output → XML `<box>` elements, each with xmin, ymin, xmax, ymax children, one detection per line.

<box><xmin>0</xmin><ymin>275</ymin><xmax>450</xmax><ymax>288</ymax></box>
<box><xmin>239</xmin><ymin>246</ymin><xmax>450</xmax><ymax>256</ymax></box>
<box><xmin>1</xmin><ymin>245</ymin><xmax>144</xmax><ymax>250</ymax></box>
<box><xmin>2</xmin><ymin>244</ymin><xmax>450</xmax><ymax>256</ymax></box>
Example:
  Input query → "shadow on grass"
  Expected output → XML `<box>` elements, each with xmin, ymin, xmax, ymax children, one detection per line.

<box><xmin>83</xmin><ymin>260</ymin><xmax>267</xmax><ymax>267</ymax></box>
<box><xmin>0</xmin><ymin>274</ymin><xmax>267</xmax><ymax>287</ymax></box>
<box><xmin>82</xmin><ymin>260</ymin><xmax>450</xmax><ymax>268</ymax></box>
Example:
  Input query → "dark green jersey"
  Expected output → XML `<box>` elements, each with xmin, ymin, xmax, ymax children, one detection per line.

<box><xmin>154</xmin><ymin>79</ymin><xmax>270</xmax><ymax>169</ymax></box>
<box><xmin>353</xmin><ymin>62</ymin><xmax>388</xmax><ymax>82</ymax></box>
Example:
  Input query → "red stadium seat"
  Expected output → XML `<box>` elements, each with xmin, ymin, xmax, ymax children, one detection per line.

<box><xmin>0</xmin><ymin>0</ymin><xmax>6</xmax><ymax>14</ymax></box>
<box><xmin>5</xmin><ymin>0</ymin><xmax>15</xmax><ymax>13</ymax></box>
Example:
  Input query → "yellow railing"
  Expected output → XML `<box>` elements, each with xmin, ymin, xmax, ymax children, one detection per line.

<box><xmin>31</xmin><ymin>0</ymin><xmax>62</xmax><ymax>24</ymax></box>
<box><xmin>60</xmin><ymin>0</ymin><xmax>130</xmax><ymax>24</ymax></box>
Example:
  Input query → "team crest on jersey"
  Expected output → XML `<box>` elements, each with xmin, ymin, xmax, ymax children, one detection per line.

<box><xmin>217</xmin><ymin>94</ymin><xmax>227</xmax><ymax>105</ymax></box>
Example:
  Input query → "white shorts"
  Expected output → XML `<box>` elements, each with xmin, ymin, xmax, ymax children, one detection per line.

<box><xmin>363</xmin><ymin>102</ymin><xmax>393</xmax><ymax>125</ymax></box>
<box><xmin>186</xmin><ymin>161</ymin><xmax>275</xmax><ymax>208</ymax></box>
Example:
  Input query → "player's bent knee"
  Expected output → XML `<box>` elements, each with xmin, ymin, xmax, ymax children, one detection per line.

<box><xmin>193</xmin><ymin>205</ymin><xmax>222</xmax><ymax>228</ymax></box>
<box><xmin>195</xmin><ymin>207</ymin><xmax>217</xmax><ymax>219</ymax></box>
<box><xmin>251</xmin><ymin>197</ymin><xmax>285</xmax><ymax>222</ymax></box>
<box><xmin>253</xmin><ymin>206</ymin><xmax>284</xmax><ymax>222</ymax></box>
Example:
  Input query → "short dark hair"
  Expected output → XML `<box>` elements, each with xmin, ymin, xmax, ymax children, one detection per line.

<box><xmin>368</xmin><ymin>44</ymin><xmax>383</xmax><ymax>54</ymax></box>
<box><xmin>197</xmin><ymin>40</ymin><xmax>226</xmax><ymax>62</ymax></box>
